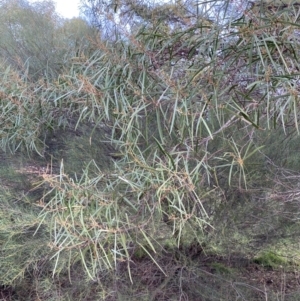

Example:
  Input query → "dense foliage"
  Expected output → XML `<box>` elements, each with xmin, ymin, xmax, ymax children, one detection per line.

<box><xmin>1</xmin><ymin>0</ymin><xmax>300</xmax><ymax>300</ymax></box>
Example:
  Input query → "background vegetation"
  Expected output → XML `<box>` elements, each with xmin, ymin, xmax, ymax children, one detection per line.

<box><xmin>1</xmin><ymin>0</ymin><xmax>300</xmax><ymax>300</ymax></box>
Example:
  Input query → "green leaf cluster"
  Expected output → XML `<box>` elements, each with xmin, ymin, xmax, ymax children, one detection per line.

<box><xmin>1</xmin><ymin>0</ymin><xmax>300</xmax><ymax>300</ymax></box>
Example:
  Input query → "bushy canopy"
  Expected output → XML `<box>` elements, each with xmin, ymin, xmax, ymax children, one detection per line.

<box><xmin>1</xmin><ymin>0</ymin><xmax>300</xmax><ymax>300</ymax></box>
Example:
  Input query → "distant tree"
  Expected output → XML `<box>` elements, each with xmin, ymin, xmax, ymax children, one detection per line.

<box><xmin>79</xmin><ymin>0</ymin><xmax>207</xmax><ymax>40</ymax></box>
<box><xmin>0</xmin><ymin>0</ymin><xmax>95</xmax><ymax>80</ymax></box>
